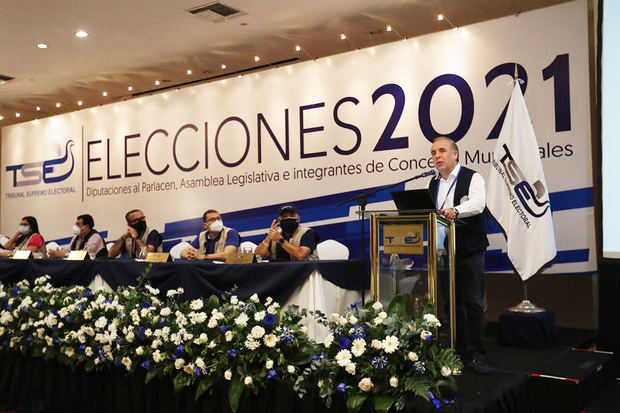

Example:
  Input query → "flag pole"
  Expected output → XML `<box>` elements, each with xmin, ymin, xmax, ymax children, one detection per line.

<box><xmin>508</xmin><ymin>276</ymin><xmax>546</xmax><ymax>313</ymax></box>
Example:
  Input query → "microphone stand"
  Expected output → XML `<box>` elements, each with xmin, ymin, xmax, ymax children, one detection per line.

<box><xmin>337</xmin><ymin>170</ymin><xmax>436</xmax><ymax>302</ymax></box>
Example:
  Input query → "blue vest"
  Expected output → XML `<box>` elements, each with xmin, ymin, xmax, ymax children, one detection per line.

<box><xmin>429</xmin><ymin>166</ymin><xmax>489</xmax><ymax>257</ymax></box>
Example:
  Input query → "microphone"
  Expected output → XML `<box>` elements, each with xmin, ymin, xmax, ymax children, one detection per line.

<box><xmin>421</xmin><ymin>169</ymin><xmax>437</xmax><ymax>178</ymax></box>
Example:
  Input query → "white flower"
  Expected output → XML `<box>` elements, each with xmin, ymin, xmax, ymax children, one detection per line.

<box><xmin>234</xmin><ymin>313</ymin><xmax>249</xmax><ymax>327</ymax></box>
<box><xmin>208</xmin><ymin>340</ymin><xmax>217</xmax><ymax>349</ymax></box>
<box><xmin>83</xmin><ymin>326</ymin><xmax>95</xmax><ymax>336</ymax></box>
<box><xmin>287</xmin><ymin>365</ymin><xmax>295</xmax><ymax>374</ymax></box>
<box><xmin>263</xmin><ymin>334</ymin><xmax>278</xmax><ymax>348</ymax></box>
<box><xmin>378</xmin><ymin>311</ymin><xmax>388</xmax><ymax>320</ymax></box>
<box><xmin>329</xmin><ymin>313</ymin><xmax>340</xmax><ymax>323</ymax></box>
<box><xmin>174</xmin><ymin>358</ymin><xmax>185</xmax><ymax>369</ymax></box>
<box><xmin>94</xmin><ymin>316</ymin><xmax>107</xmax><ymax>329</ymax></box>
<box><xmin>323</xmin><ymin>333</ymin><xmax>334</xmax><ymax>348</ymax></box>
<box><xmin>346</xmin><ymin>362</ymin><xmax>356</xmax><ymax>375</ymax></box>
<box><xmin>420</xmin><ymin>330</ymin><xmax>432</xmax><ymax>341</ymax></box>
<box><xmin>224</xmin><ymin>370</ymin><xmax>232</xmax><ymax>380</ymax></box>
<box><xmin>358</xmin><ymin>378</ymin><xmax>373</xmax><ymax>392</ymax></box>
<box><xmin>389</xmin><ymin>377</ymin><xmax>399</xmax><ymax>387</ymax></box>
<box><xmin>251</xmin><ymin>325</ymin><xmax>265</xmax><ymax>339</ymax></box>
<box><xmin>190</xmin><ymin>299</ymin><xmax>203</xmax><ymax>310</ymax></box>
<box><xmin>230</xmin><ymin>296</ymin><xmax>238</xmax><ymax>305</ymax></box>
<box><xmin>207</xmin><ymin>317</ymin><xmax>218</xmax><ymax>329</ymax></box>
<box><xmin>335</xmin><ymin>349</ymin><xmax>352</xmax><ymax>367</ymax></box>
<box><xmin>184</xmin><ymin>365</ymin><xmax>194</xmax><ymax>375</ymax></box>
<box><xmin>267</xmin><ymin>304</ymin><xmax>279</xmax><ymax>314</ymax></box>
<box><xmin>244</xmin><ymin>336</ymin><xmax>261</xmax><ymax>351</ymax></box>
<box><xmin>441</xmin><ymin>366</ymin><xmax>452</xmax><ymax>377</ymax></box>
<box><xmin>244</xmin><ymin>376</ymin><xmax>253</xmax><ymax>386</ymax></box>
<box><xmin>136</xmin><ymin>346</ymin><xmax>144</xmax><ymax>356</ymax></box>
<box><xmin>265</xmin><ymin>360</ymin><xmax>274</xmax><ymax>369</ymax></box>
<box><xmin>351</xmin><ymin>338</ymin><xmax>366</xmax><ymax>357</ymax></box>
<box><xmin>408</xmin><ymin>351</ymin><xmax>419</xmax><ymax>361</ymax></box>
<box><xmin>152</xmin><ymin>350</ymin><xmax>162</xmax><ymax>363</ymax></box>
<box><xmin>196</xmin><ymin>358</ymin><xmax>206</xmax><ymax>369</ymax></box>
<box><xmin>64</xmin><ymin>347</ymin><xmax>75</xmax><ymax>358</ymax></box>
<box><xmin>371</xmin><ymin>339</ymin><xmax>382</xmax><ymax>350</ymax></box>
<box><xmin>160</xmin><ymin>307</ymin><xmax>171</xmax><ymax>317</ymax></box>
<box><xmin>194</xmin><ymin>333</ymin><xmax>208</xmax><ymax>345</ymax></box>
<box><xmin>254</xmin><ymin>311</ymin><xmax>266</xmax><ymax>322</ymax></box>
<box><xmin>382</xmin><ymin>335</ymin><xmax>399</xmax><ymax>354</ymax></box>
<box><xmin>423</xmin><ymin>313</ymin><xmax>441</xmax><ymax>328</ymax></box>
<box><xmin>372</xmin><ymin>301</ymin><xmax>383</xmax><ymax>311</ymax></box>
<box><xmin>249</xmin><ymin>293</ymin><xmax>259</xmax><ymax>303</ymax></box>
<box><xmin>225</xmin><ymin>331</ymin><xmax>233</xmax><ymax>342</ymax></box>
<box><xmin>151</xmin><ymin>339</ymin><xmax>162</xmax><ymax>349</ymax></box>
<box><xmin>348</xmin><ymin>315</ymin><xmax>358</xmax><ymax>325</ymax></box>
<box><xmin>373</xmin><ymin>317</ymin><xmax>383</xmax><ymax>325</ymax></box>
<box><xmin>126</xmin><ymin>331</ymin><xmax>135</xmax><ymax>343</ymax></box>
<box><xmin>85</xmin><ymin>347</ymin><xmax>93</xmax><ymax>357</ymax></box>
<box><xmin>338</xmin><ymin>316</ymin><xmax>348</xmax><ymax>326</ymax></box>
<box><xmin>122</xmin><ymin>357</ymin><xmax>132</xmax><ymax>371</ymax></box>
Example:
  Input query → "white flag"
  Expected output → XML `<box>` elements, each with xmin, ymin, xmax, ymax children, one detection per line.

<box><xmin>487</xmin><ymin>82</ymin><xmax>557</xmax><ymax>281</ymax></box>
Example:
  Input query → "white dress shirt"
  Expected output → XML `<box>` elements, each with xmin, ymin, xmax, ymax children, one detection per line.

<box><xmin>430</xmin><ymin>163</ymin><xmax>486</xmax><ymax>218</ymax></box>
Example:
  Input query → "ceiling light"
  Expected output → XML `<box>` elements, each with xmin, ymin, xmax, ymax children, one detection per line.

<box><xmin>77</xmin><ymin>100</ymin><xmax>83</xmax><ymax>106</ymax></box>
<box><xmin>56</xmin><ymin>102</ymin><xmax>61</xmax><ymax>108</ymax></box>
<box><xmin>254</xmin><ymin>56</ymin><xmax>260</xmax><ymax>62</ymax></box>
<box><xmin>221</xmin><ymin>64</ymin><xmax>227</xmax><ymax>69</ymax></box>
<box><xmin>15</xmin><ymin>113</ymin><xmax>21</xmax><ymax>118</ymax></box>
<box><xmin>437</xmin><ymin>14</ymin><xmax>444</xmax><ymax>21</ymax></box>
<box><xmin>340</xmin><ymin>33</ymin><xmax>346</xmax><ymax>40</ymax></box>
<box><xmin>36</xmin><ymin>106</ymin><xmax>40</xmax><ymax>111</ymax></box>
<box><xmin>386</xmin><ymin>25</ymin><xmax>392</xmax><ymax>32</ymax></box>
<box><xmin>295</xmin><ymin>45</ymin><xmax>301</xmax><ymax>52</ymax></box>
<box><xmin>186</xmin><ymin>69</ymin><xmax>192</xmax><ymax>75</ymax></box>
<box><xmin>453</xmin><ymin>26</ymin><xmax>458</xmax><ymax>31</ymax></box>
<box><xmin>102</xmin><ymin>91</ymin><xmax>108</xmax><ymax>96</ymax></box>
<box><xmin>155</xmin><ymin>80</ymin><xmax>160</xmax><ymax>86</ymax></box>
<box><xmin>128</xmin><ymin>86</ymin><xmax>133</xmax><ymax>92</ymax></box>
<box><xmin>0</xmin><ymin>115</ymin><xmax>4</xmax><ymax>121</ymax></box>
<box><xmin>37</xmin><ymin>43</ymin><xmax>48</xmax><ymax>49</ymax></box>
<box><xmin>75</xmin><ymin>30</ymin><xmax>88</xmax><ymax>38</ymax></box>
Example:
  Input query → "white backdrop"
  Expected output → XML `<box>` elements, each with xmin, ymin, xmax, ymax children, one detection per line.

<box><xmin>1</xmin><ymin>0</ymin><xmax>595</xmax><ymax>273</ymax></box>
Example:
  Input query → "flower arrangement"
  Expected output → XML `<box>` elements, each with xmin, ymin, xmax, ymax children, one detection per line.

<box><xmin>294</xmin><ymin>296</ymin><xmax>463</xmax><ymax>412</ymax></box>
<box><xmin>0</xmin><ymin>275</ymin><xmax>461</xmax><ymax>412</ymax></box>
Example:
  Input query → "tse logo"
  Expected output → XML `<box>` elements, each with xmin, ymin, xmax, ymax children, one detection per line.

<box><xmin>5</xmin><ymin>141</ymin><xmax>75</xmax><ymax>187</ymax></box>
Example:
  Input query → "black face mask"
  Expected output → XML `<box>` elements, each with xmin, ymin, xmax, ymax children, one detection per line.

<box><xmin>133</xmin><ymin>219</ymin><xmax>147</xmax><ymax>233</ymax></box>
<box><xmin>279</xmin><ymin>217</ymin><xmax>299</xmax><ymax>234</ymax></box>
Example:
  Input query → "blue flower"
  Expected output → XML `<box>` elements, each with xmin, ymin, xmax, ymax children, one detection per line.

<box><xmin>79</xmin><ymin>344</ymin><xmax>87</xmax><ymax>353</ymax></box>
<box><xmin>219</xmin><ymin>325</ymin><xmax>228</xmax><ymax>333</ymax></box>
<box><xmin>141</xmin><ymin>360</ymin><xmax>152</xmax><ymax>370</ymax></box>
<box><xmin>104</xmin><ymin>299</ymin><xmax>112</xmax><ymax>304</ymax></box>
<box><xmin>371</xmin><ymin>355</ymin><xmax>388</xmax><ymax>369</ymax></box>
<box><xmin>350</xmin><ymin>324</ymin><xmax>365</xmax><ymax>339</ymax></box>
<box><xmin>266</xmin><ymin>369</ymin><xmax>277</xmax><ymax>380</ymax></box>
<box><xmin>5</xmin><ymin>304</ymin><xmax>12</xmax><ymax>310</ymax></box>
<box><xmin>114</xmin><ymin>359</ymin><xmax>122</xmax><ymax>367</ymax></box>
<box><xmin>310</xmin><ymin>352</ymin><xmax>325</xmax><ymax>364</ymax></box>
<box><xmin>1</xmin><ymin>340</ymin><xmax>8</xmax><ymax>347</ymax></box>
<box><xmin>137</xmin><ymin>326</ymin><xmax>146</xmax><ymax>341</ymax></box>
<box><xmin>65</xmin><ymin>315</ymin><xmax>72</xmax><ymax>323</ymax></box>
<box><xmin>51</xmin><ymin>326</ymin><xmax>58</xmax><ymax>333</ymax></box>
<box><xmin>76</xmin><ymin>302</ymin><xmax>85</xmax><ymax>312</ymax></box>
<box><xmin>428</xmin><ymin>391</ymin><xmax>442</xmax><ymax>409</ymax></box>
<box><xmin>263</xmin><ymin>313</ymin><xmax>276</xmax><ymax>326</ymax></box>
<box><xmin>338</xmin><ymin>336</ymin><xmax>351</xmax><ymax>350</ymax></box>
<box><xmin>83</xmin><ymin>289</ymin><xmax>93</xmax><ymax>298</ymax></box>
<box><xmin>280</xmin><ymin>327</ymin><xmax>294</xmax><ymax>343</ymax></box>
<box><xmin>53</xmin><ymin>338</ymin><xmax>60</xmax><ymax>346</ymax></box>
<box><xmin>193</xmin><ymin>366</ymin><xmax>202</xmax><ymax>376</ymax></box>
<box><xmin>413</xmin><ymin>361</ymin><xmax>426</xmax><ymax>374</ymax></box>
<box><xmin>115</xmin><ymin>338</ymin><xmax>123</xmax><ymax>346</ymax></box>
<box><xmin>26</xmin><ymin>335</ymin><xmax>34</xmax><ymax>343</ymax></box>
<box><xmin>174</xmin><ymin>345</ymin><xmax>186</xmax><ymax>358</ymax></box>
<box><xmin>20</xmin><ymin>306</ymin><xmax>29</xmax><ymax>313</ymax></box>
<box><xmin>336</xmin><ymin>382</ymin><xmax>347</xmax><ymax>394</ymax></box>
<box><xmin>140</xmin><ymin>301</ymin><xmax>151</xmax><ymax>309</ymax></box>
<box><xmin>10</xmin><ymin>286</ymin><xmax>20</xmax><ymax>296</ymax></box>
<box><xmin>35</xmin><ymin>301</ymin><xmax>43</xmax><ymax>309</ymax></box>
<box><xmin>228</xmin><ymin>349</ymin><xmax>238</xmax><ymax>359</ymax></box>
<box><xmin>97</xmin><ymin>348</ymin><xmax>106</xmax><ymax>362</ymax></box>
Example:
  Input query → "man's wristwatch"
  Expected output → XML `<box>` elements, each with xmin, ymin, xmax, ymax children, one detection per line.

<box><xmin>277</xmin><ymin>238</ymin><xmax>285</xmax><ymax>246</ymax></box>
<box><xmin>453</xmin><ymin>208</ymin><xmax>459</xmax><ymax>217</ymax></box>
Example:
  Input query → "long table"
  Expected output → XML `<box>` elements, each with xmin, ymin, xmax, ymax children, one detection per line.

<box><xmin>0</xmin><ymin>258</ymin><xmax>369</xmax><ymax>340</ymax></box>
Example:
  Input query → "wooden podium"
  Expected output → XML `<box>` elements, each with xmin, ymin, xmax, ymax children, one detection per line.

<box><xmin>367</xmin><ymin>209</ymin><xmax>456</xmax><ymax>348</ymax></box>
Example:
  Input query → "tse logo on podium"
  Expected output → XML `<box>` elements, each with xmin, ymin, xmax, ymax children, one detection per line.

<box><xmin>383</xmin><ymin>224</ymin><xmax>424</xmax><ymax>255</ymax></box>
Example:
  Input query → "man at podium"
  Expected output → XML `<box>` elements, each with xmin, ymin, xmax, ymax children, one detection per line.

<box><xmin>429</xmin><ymin>137</ymin><xmax>490</xmax><ymax>374</ymax></box>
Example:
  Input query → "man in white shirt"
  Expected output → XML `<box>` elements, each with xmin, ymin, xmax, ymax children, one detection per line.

<box><xmin>429</xmin><ymin>137</ymin><xmax>490</xmax><ymax>374</ymax></box>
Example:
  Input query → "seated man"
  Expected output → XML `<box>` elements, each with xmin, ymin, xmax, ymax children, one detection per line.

<box><xmin>181</xmin><ymin>209</ymin><xmax>240</xmax><ymax>261</ymax></box>
<box><xmin>108</xmin><ymin>209</ymin><xmax>162</xmax><ymax>258</ymax></box>
<box><xmin>48</xmin><ymin>214</ymin><xmax>108</xmax><ymax>259</ymax></box>
<box><xmin>255</xmin><ymin>205</ymin><xmax>319</xmax><ymax>261</ymax></box>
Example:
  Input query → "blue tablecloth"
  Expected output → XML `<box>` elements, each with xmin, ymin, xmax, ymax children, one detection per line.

<box><xmin>498</xmin><ymin>310</ymin><xmax>558</xmax><ymax>349</ymax></box>
<box><xmin>0</xmin><ymin>258</ymin><xmax>369</xmax><ymax>303</ymax></box>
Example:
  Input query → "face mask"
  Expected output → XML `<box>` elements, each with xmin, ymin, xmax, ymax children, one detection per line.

<box><xmin>19</xmin><ymin>225</ymin><xmax>31</xmax><ymax>235</ymax></box>
<box><xmin>132</xmin><ymin>219</ymin><xmax>147</xmax><ymax>233</ymax></box>
<box><xmin>209</xmin><ymin>219</ymin><xmax>224</xmax><ymax>233</ymax></box>
<box><xmin>279</xmin><ymin>217</ymin><xmax>299</xmax><ymax>234</ymax></box>
<box><xmin>72</xmin><ymin>225</ymin><xmax>82</xmax><ymax>236</ymax></box>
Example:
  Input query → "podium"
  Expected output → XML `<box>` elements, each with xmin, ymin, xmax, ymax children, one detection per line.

<box><xmin>367</xmin><ymin>209</ymin><xmax>456</xmax><ymax>348</ymax></box>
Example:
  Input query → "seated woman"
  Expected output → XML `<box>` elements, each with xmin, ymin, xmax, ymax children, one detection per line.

<box><xmin>0</xmin><ymin>216</ymin><xmax>47</xmax><ymax>257</ymax></box>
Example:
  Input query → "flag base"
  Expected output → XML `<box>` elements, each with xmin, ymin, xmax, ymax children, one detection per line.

<box><xmin>508</xmin><ymin>299</ymin><xmax>546</xmax><ymax>313</ymax></box>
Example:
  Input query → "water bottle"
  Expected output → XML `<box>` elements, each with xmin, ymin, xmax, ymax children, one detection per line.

<box><xmin>138</xmin><ymin>246</ymin><xmax>147</xmax><ymax>260</ymax></box>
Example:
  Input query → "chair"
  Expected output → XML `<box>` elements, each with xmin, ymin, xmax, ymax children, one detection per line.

<box><xmin>316</xmin><ymin>239</ymin><xmax>349</xmax><ymax>260</ymax></box>
<box><xmin>169</xmin><ymin>241</ymin><xmax>191</xmax><ymax>259</ymax></box>
<box><xmin>106</xmin><ymin>241</ymin><xmax>121</xmax><ymax>258</ymax></box>
<box><xmin>46</xmin><ymin>241</ymin><xmax>61</xmax><ymax>252</ymax></box>
<box><xmin>239</xmin><ymin>241</ymin><xmax>257</xmax><ymax>253</ymax></box>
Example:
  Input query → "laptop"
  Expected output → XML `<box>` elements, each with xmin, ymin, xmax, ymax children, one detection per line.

<box><xmin>391</xmin><ymin>189</ymin><xmax>436</xmax><ymax>213</ymax></box>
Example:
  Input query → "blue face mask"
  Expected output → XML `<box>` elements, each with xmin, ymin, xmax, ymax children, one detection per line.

<box><xmin>19</xmin><ymin>225</ymin><xmax>31</xmax><ymax>235</ymax></box>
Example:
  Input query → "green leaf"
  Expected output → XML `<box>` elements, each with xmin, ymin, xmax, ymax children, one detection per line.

<box><xmin>228</xmin><ymin>376</ymin><xmax>244</xmax><ymax>413</ymax></box>
<box><xmin>373</xmin><ymin>394</ymin><xmax>396</xmax><ymax>413</ymax></box>
<box><xmin>173</xmin><ymin>374</ymin><xmax>192</xmax><ymax>394</ymax></box>
<box><xmin>145</xmin><ymin>367</ymin><xmax>159</xmax><ymax>384</ymax></box>
<box><xmin>208</xmin><ymin>295</ymin><xmax>220</xmax><ymax>310</ymax></box>
<box><xmin>346</xmin><ymin>393</ymin><xmax>368</xmax><ymax>413</ymax></box>
<box><xmin>387</xmin><ymin>295</ymin><xmax>406</xmax><ymax>317</ymax></box>
<box><xmin>195</xmin><ymin>378</ymin><xmax>214</xmax><ymax>401</ymax></box>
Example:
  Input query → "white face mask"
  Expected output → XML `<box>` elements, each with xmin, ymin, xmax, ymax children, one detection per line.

<box><xmin>19</xmin><ymin>225</ymin><xmax>31</xmax><ymax>235</ymax></box>
<box><xmin>72</xmin><ymin>225</ymin><xmax>82</xmax><ymax>236</ymax></box>
<box><xmin>209</xmin><ymin>219</ymin><xmax>224</xmax><ymax>233</ymax></box>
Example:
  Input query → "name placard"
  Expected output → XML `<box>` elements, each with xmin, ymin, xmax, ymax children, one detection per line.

<box><xmin>67</xmin><ymin>250</ymin><xmax>88</xmax><ymax>261</ymax></box>
<box><xmin>383</xmin><ymin>224</ymin><xmax>424</xmax><ymax>255</ymax></box>
<box><xmin>146</xmin><ymin>252</ymin><xmax>171</xmax><ymax>263</ymax></box>
<box><xmin>226</xmin><ymin>251</ymin><xmax>254</xmax><ymax>264</ymax></box>
<box><xmin>11</xmin><ymin>250</ymin><xmax>32</xmax><ymax>260</ymax></box>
